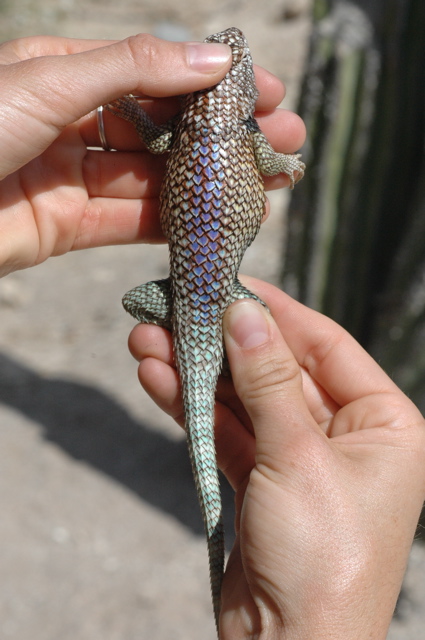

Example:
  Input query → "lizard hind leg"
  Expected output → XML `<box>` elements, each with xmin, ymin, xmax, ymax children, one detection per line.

<box><xmin>122</xmin><ymin>277</ymin><xmax>173</xmax><ymax>330</ymax></box>
<box><xmin>231</xmin><ymin>277</ymin><xmax>269</xmax><ymax>311</ymax></box>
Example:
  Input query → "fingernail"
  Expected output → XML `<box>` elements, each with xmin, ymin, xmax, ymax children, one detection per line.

<box><xmin>186</xmin><ymin>43</ymin><xmax>231</xmax><ymax>72</ymax></box>
<box><xmin>226</xmin><ymin>301</ymin><xmax>270</xmax><ymax>349</ymax></box>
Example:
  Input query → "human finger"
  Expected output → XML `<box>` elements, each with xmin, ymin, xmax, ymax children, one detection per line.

<box><xmin>79</xmin><ymin>75</ymin><xmax>299</xmax><ymax>154</ymax></box>
<box><xmin>3</xmin><ymin>33</ymin><xmax>231</xmax><ymax>104</ymax></box>
<box><xmin>0</xmin><ymin>35</ymin><xmax>121</xmax><ymax>62</ymax></box>
<box><xmin>80</xmin><ymin>105</ymin><xmax>304</xmax><ymax>195</ymax></box>
<box><xmin>239</xmin><ymin>277</ymin><xmax>402</xmax><ymax>408</ymax></box>
<box><xmin>257</xmin><ymin>109</ymin><xmax>306</xmax><ymax>158</ymax></box>
<box><xmin>223</xmin><ymin>299</ymin><xmax>323</xmax><ymax>469</ymax></box>
<box><xmin>70</xmin><ymin>196</ymin><xmax>163</xmax><ymax>249</ymax></box>
<box><xmin>82</xmin><ymin>150</ymin><xmax>165</xmax><ymax>199</ymax></box>
<box><xmin>80</xmin><ymin>99</ymin><xmax>181</xmax><ymax>150</ymax></box>
<box><xmin>1</xmin><ymin>36</ymin><xmax>283</xmax><ymax>109</ymax></box>
<box><xmin>138</xmin><ymin>352</ymin><xmax>255</xmax><ymax>489</ymax></box>
<box><xmin>128</xmin><ymin>323</ymin><xmax>245</xmax><ymax>423</ymax></box>
<box><xmin>129</xmin><ymin>323</ymin><xmax>255</xmax><ymax>488</ymax></box>
<box><xmin>254</xmin><ymin>65</ymin><xmax>285</xmax><ymax>108</ymax></box>
<box><xmin>1</xmin><ymin>34</ymin><xmax>231</xmax><ymax>178</ymax></box>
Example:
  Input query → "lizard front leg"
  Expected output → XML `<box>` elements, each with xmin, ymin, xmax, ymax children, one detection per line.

<box><xmin>248</xmin><ymin>117</ymin><xmax>306</xmax><ymax>188</ymax></box>
<box><xmin>106</xmin><ymin>95</ymin><xmax>174</xmax><ymax>154</ymax></box>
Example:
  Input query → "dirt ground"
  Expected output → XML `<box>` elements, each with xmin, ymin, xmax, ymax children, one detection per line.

<box><xmin>0</xmin><ymin>1</ymin><xmax>424</xmax><ymax>638</ymax></box>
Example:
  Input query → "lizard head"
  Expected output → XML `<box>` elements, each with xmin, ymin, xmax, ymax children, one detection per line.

<box><xmin>204</xmin><ymin>27</ymin><xmax>259</xmax><ymax>118</ymax></box>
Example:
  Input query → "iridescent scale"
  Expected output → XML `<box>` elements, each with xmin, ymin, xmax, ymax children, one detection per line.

<box><xmin>106</xmin><ymin>26</ymin><xmax>305</xmax><ymax>635</ymax></box>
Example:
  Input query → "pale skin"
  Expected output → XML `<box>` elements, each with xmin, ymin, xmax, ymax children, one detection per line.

<box><xmin>1</xmin><ymin>33</ymin><xmax>425</xmax><ymax>640</ymax></box>
<box><xmin>0</xmin><ymin>33</ymin><xmax>298</xmax><ymax>274</ymax></box>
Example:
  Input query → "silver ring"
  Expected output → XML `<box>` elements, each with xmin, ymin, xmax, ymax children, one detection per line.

<box><xmin>97</xmin><ymin>105</ymin><xmax>112</xmax><ymax>151</ymax></box>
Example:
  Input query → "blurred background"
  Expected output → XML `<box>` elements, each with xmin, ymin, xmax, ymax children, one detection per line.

<box><xmin>0</xmin><ymin>0</ymin><xmax>424</xmax><ymax>638</ymax></box>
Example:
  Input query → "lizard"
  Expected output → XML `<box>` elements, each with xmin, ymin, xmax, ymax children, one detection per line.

<box><xmin>106</xmin><ymin>27</ymin><xmax>305</xmax><ymax>635</ymax></box>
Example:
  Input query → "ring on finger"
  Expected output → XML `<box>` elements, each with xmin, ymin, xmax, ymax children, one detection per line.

<box><xmin>97</xmin><ymin>105</ymin><xmax>112</xmax><ymax>151</ymax></box>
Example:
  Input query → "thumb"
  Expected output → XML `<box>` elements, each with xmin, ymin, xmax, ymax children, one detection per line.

<box><xmin>1</xmin><ymin>34</ymin><xmax>231</xmax><ymax>176</ymax></box>
<box><xmin>223</xmin><ymin>299</ymin><xmax>321</xmax><ymax>467</ymax></box>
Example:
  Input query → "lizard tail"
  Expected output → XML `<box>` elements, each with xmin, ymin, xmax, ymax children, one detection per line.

<box><xmin>122</xmin><ymin>279</ymin><xmax>225</xmax><ymax>631</ymax></box>
<box><xmin>180</xmin><ymin>356</ymin><xmax>224</xmax><ymax>634</ymax></box>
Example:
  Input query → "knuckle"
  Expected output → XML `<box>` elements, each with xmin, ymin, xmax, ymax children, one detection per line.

<box><xmin>126</xmin><ymin>33</ymin><xmax>161</xmax><ymax>73</ymax></box>
<box><xmin>243</xmin><ymin>352</ymin><xmax>301</xmax><ymax>404</ymax></box>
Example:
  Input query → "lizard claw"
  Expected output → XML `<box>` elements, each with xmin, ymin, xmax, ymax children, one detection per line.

<box><xmin>288</xmin><ymin>154</ymin><xmax>306</xmax><ymax>189</ymax></box>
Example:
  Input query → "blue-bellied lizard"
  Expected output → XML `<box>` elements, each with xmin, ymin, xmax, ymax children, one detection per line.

<box><xmin>107</xmin><ymin>27</ymin><xmax>304</xmax><ymax>635</ymax></box>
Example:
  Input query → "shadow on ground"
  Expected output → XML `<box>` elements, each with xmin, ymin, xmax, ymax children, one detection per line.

<box><xmin>0</xmin><ymin>351</ymin><xmax>235</xmax><ymax>546</ymax></box>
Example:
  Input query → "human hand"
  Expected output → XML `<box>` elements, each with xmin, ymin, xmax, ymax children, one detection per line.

<box><xmin>0</xmin><ymin>34</ymin><xmax>304</xmax><ymax>277</ymax></box>
<box><xmin>128</xmin><ymin>277</ymin><xmax>425</xmax><ymax>639</ymax></box>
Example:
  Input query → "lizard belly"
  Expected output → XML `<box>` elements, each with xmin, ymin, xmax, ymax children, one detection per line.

<box><xmin>160</xmin><ymin>129</ymin><xmax>266</xmax><ymax>318</ymax></box>
<box><xmin>156</xmin><ymin>114</ymin><xmax>269</xmax><ymax>635</ymax></box>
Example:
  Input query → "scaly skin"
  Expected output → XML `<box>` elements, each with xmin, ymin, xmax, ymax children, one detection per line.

<box><xmin>107</xmin><ymin>27</ymin><xmax>305</xmax><ymax>635</ymax></box>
